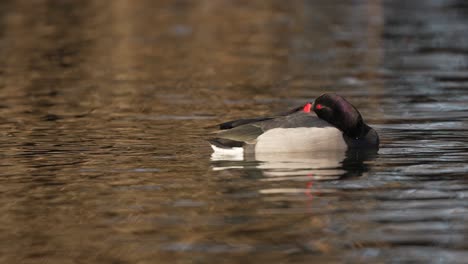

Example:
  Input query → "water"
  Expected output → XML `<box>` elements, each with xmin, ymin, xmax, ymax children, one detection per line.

<box><xmin>0</xmin><ymin>0</ymin><xmax>467</xmax><ymax>263</ymax></box>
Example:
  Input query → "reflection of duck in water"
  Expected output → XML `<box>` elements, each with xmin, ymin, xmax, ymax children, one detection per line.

<box><xmin>211</xmin><ymin>149</ymin><xmax>377</xmax><ymax>208</ymax></box>
<box><xmin>209</xmin><ymin>93</ymin><xmax>379</xmax><ymax>157</ymax></box>
<box><xmin>253</xmin><ymin>149</ymin><xmax>377</xmax><ymax>180</ymax></box>
<box><xmin>256</xmin><ymin>150</ymin><xmax>377</xmax><ymax>199</ymax></box>
<box><xmin>211</xmin><ymin>148</ymin><xmax>377</xmax><ymax>181</ymax></box>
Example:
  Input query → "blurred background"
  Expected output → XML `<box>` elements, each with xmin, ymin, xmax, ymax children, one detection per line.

<box><xmin>0</xmin><ymin>0</ymin><xmax>467</xmax><ymax>263</ymax></box>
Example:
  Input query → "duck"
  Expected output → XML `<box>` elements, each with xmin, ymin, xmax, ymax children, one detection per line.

<box><xmin>209</xmin><ymin>93</ymin><xmax>379</xmax><ymax>154</ymax></box>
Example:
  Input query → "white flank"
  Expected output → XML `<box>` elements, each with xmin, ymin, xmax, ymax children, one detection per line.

<box><xmin>255</xmin><ymin>127</ymin><xmax>347</xmax><ymax>153</ymax></box>
<box><xmin>210</xmin><ymin>144</ymin><xmax>244</xmax><ymax>161</ymax></box>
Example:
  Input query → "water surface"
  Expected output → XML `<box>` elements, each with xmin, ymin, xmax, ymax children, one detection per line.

<box><xmin>0</xmin><ymin>0</ymin><xmax>467</xmax><ymax>263</ymax></box>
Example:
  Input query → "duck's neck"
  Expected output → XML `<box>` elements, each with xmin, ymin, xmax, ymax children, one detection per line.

<box><xmin>343</xmin><ymin>119</ymin><xmax>371</xmax><ymax>139</ymax></box>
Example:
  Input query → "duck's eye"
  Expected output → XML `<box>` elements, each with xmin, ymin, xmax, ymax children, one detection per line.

<box><xmin>315</xmin><ymin>104</ymin><xmax>323</xmax><ymax>110</ymax></box>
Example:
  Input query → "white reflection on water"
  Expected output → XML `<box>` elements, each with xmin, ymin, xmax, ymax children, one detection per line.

<box><xmin>211</xmin><ymin>149</ymin><xmax>377</xmax><ymax>183</ymax></box>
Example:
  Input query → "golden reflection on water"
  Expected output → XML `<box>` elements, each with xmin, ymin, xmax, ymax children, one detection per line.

<box><xmin>0</xmin><ymin>1</ymin><xmax>384</xmax><ymax>263</ymax></box>
<box><xmin>2</xmin><ymin>0</ymin><xmax>467</xmax><ymax>263</ymax></box>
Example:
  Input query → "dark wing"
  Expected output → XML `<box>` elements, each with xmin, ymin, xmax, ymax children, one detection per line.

<box><xmin>258</xmin><ymin>111</ymin><xmax>330</xmax><ymax>130</ymax></box>
<box><xmin>218</xmin><ymin>103</ymin><xmax>311</xmax><ymax>130</ymax></box>
<box><xmin>213</xmin><ymin>124</ymin><xmax>264</xmax><ymax>143</ymax></box>
<box><xmin>211</xmin><ymin>111</ymin><xmax>332</xmax><ymax>148</ymax></box>
<box><xmin>209</xmin><ymin>123</ymin><xmax>264</xmax><ymax>148</ymax></box>
<box><xmin>219</xmin><ymin>117</ymin><xmax>273</xmax><ymax>130</ymax></box>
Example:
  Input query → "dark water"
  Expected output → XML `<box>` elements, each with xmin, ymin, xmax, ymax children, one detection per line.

<box><xmin>0</xmin><ymin>0</ymin><xmax>467</xmax><ymax>263</ymax></box>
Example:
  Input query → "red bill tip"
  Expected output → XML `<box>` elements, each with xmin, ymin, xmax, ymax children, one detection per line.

<box><xmin>302</xmin><ymin>103</ymin><xmax>312</xmax><ymax>113</ymax></box>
